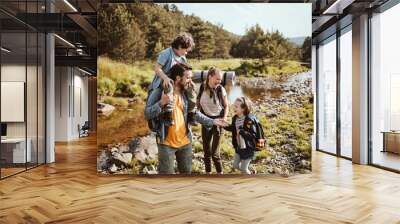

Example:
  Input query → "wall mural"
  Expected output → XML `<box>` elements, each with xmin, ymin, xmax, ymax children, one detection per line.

<box><xmin>97</xmin><ymin>2</ymin><xmax>313</xmax><ymax>176</ymax></box>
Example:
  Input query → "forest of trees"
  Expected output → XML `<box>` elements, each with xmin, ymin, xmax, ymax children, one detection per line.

<box><xmin>98</xmin><ymin>3</ymin><xmax>311</xmax><ymax>63</ymax></box>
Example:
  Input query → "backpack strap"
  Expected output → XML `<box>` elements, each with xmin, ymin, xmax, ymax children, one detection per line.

<box><xmin>216</xmin><ymin>85</ymin><xmax>226</xmax><ymax>118</ymax></box>
<box><xmin>197</xmin><ymin>83</ymin><xmax>205</xmax><ymax>111</ymax></box>
<box><xmin>198</xmin><ymin>84</ymin><xmax>226</xmax><ymax>117</ymax></box>
<box><xmin>216</xmin><ymin>85</ymin><xmax>225</xmax><ymax>108</ymax></box>
<box><xmin>231</xmin><ymin>115</ymin><xmax>238</xmax><ymax>147</ymax></box>
<box><xmin>222</xmin><ymin>72</ymin><xmax>227</xmax><ymax>86</ymax></box>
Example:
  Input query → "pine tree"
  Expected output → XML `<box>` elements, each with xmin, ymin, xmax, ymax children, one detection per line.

<box><xmin>213</xmin><ymin>25</ymin><xmax>231</xmax><ymax>58</ymax></box>
<box><xmin>98</xmin><ymin>4</ymin><xmax>146</xmax><ymax>62</ymax></box>
<box><xmin>301</xmin><ymin>37</ymin><xmax>312</xmax><ymax>63</ymax></box>
<box><xmin>189</xmin><ymin>20</ymin><xmax>215</xmax><ymax>59</ymax></box>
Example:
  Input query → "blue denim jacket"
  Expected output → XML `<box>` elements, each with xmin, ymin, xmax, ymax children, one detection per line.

<box><xmin>144</xmin><ymin>87</ymin><xmax>214</xmax><ymax>144</ymax></box>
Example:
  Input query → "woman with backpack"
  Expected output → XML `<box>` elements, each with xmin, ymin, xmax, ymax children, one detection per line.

<box><xmin>224</xmin><ymin>96</ymin><xmax>265</xmax><ymax>174</ymax></box>
<box><xmin>197</xmin><ymin>67</ymin><xmax>229</xmax><ymax>174</ymax></box>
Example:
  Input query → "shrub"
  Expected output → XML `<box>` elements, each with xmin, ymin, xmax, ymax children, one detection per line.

<box><xmin>141</xmin><ymin>159</ymin><xmax>158</xmax><ymax>166</ymax></box>
<box><xmin>98</xmin><ymin>77</ymin><xmax>116</xmax><ymax>97</ymax></box>
<box><xmin>103</xmin><ymin>96</ymin><xmax>129</xmax><ymax>107</ymax></box>
<box><xmin>128</xmin><ymin>159</ymin><xmax>140</xmax><ymax>174</ymax></box>
<box><xmin>255</xmin><ymin>150</ymin><xmax>270</xmax><ymax>161</ymax></box>
<box><xmin>220</xmin><ymin>140</ymin><xmax>235</xmax><ymax>159</ymax></box>
<box><xmin>268</xmin><ymin>137</ymin><xmax>278</xmax><ymax>147</ymax></box>
<box><xmin>193</xmin><ymin>141</ymin><xmax>203</xmax><ymax>153</ymax></box>
<box><xmin>234</xmin><ymin>59</ymin><xmax>308</xmax><ymax>78</ymax></box>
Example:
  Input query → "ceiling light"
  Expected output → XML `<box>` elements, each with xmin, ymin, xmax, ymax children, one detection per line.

<box><xmin>63</xmin><ymin>0</ymin><xmax>78</xmax><ymax>12</ymax></box>
<box><xmin>54</xmin><ymin>34</ymin><xmax>75</xmax><ymax>48</ymax></box>
<box><xmin>1</xmin><ymin>47</ymin><xmax>11</xmax><ymax>53</ymax></box>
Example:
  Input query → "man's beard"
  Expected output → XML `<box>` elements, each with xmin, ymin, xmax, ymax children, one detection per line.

<box><xmin>177</xmin><ymin>80</ymin><xmax>186</xmax><ymax>90</ymax></box>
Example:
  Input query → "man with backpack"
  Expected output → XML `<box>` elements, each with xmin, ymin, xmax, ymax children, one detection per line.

<box><xmin>144</xmin><ymin>63</ymin><xmax>227</xmax><ymax>174</ymax></box>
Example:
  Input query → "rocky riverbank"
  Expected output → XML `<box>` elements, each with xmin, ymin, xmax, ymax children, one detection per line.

<box><xmin>97</xmin><ymin>71</ymin><xmax>313</xmax><ymax>176</ymax></box>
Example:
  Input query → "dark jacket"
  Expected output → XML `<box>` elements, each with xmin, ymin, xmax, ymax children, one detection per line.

<box><xmin>224</xmin><ymin>114</ymin><xmax>258</xmax><ymax>159</ymax></box>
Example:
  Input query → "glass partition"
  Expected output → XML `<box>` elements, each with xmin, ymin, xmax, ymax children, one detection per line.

<box><xmin>1</xmin><ymin>31</ymin><xmax>28</xmax><ymax>177</ymax></box>
<box><xmin>370</xmin><ymin>3</ymin><xmax>400</xmax><ymax>171</ymax></box>
<box><xmin>339</xmin><ymin>27</ymin><xmax>352</xmax><ymax>158</ymax></box>
<box><xmin>317</xmin><ymin>35</ymin><xmax>337</xmax><ymax>154</ymax></box>
<box><xmin>0</xmin><ymin>1</ymin><xmax>46</xmax><ymax>179</ymax></box>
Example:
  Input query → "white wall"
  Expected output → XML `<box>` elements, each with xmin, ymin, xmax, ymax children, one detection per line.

<box><xmin>55</xmin><ymin>66</ymin><xmax>70</xmax><ymax>141</ymax></box>
<box><xmin>1</xmin><ymin>64</ymin><xmax>27</xmax><ymax>138</ymax></box>
<box><xmin>55</xmin><ymin>67</ymin><xmax>89</xmax><ymax>141</ymax></box>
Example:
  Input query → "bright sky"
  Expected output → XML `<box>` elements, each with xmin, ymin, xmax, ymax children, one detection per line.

<box><xmin>173</xmin><ymin>3</ymin><xmax>311</xmax><ymax>38</ymax></box>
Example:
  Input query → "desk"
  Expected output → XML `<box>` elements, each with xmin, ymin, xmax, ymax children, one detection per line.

<box><xmin>381</xmin><ymin>131</ymin><xmax>400</xmax><ymax>154</ymax></box>
<box><xmin>1</xmin><ymin>138</ymin><xmax>31</xmax><ymax>163</ymax></box>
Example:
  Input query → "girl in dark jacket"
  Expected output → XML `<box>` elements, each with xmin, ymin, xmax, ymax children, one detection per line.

<box><xmin>224</xmin><ymin>97</ymin><xmax>259</xmax><ymax>174</ymax></box>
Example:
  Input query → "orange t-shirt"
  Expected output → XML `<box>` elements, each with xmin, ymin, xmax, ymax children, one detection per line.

<box><xmin>163</xmin><ymin>94</ymin><xmax>190</xmax><ymax>148</ymax></box>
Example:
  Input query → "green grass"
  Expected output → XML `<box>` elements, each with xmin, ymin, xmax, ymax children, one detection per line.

<box><xmin>98</xmin><ymin>56</ymin><xmax>308</xmax><ymax>106</ymax></box>
<box><xmin>193</xmin><ymin>141</ymin><xmax>203</xmax><ymax>153</ymax></box>
<box><xmin>190</xmin><ymin>58</ymin><xmax>243</xmax><ymax>71</ymax></box>
<box><xmin>102</xmin><ymin>96</ymin><xmax>129</xmax><ymax>107</ymax></box>
<box><xmin>220</xmin><ymin>139</ymin><xmax>235</xmax><ymax>159</ymax></box>
<box><xmin>255</xmin><ymin>150</ymin><xmax>270</xmax><ymax>161</ymax></box>
<box><xmin>235</xmin><ymin>59</ymin><xmax>309</xmax><ymax>79</ymax></box>
<box><xmin>98</xmin><ymin>57</ymin><xmax>153</xmax><ymax>102</ymax></box>
<box><xmin>257</xmin><ymin>96</ymin><xmax>313</xmax><ymax>157</ymax></box>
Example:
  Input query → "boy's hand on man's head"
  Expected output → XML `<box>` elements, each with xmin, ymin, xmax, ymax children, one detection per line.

<box><xmin>163</xmin><ymin>77</ymin><xmax>174</xmax><ymax>88</ymax></box>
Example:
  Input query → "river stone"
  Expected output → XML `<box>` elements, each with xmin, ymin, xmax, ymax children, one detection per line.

<box><xmin>118</xmin><ymin>145</ymin><xmax>130</xmax><ymax>153</ymax></box>
<box><xmin>110</xmin><ymin>147</ymin><xmax>118</xmax><ymax>153</ymax></box>
<box><xmin>109</xmin><ymin>164</ymin><xmax>118</xmax><ymax>173</ymax></box>
<box><xmin>112</xmin><ymin>152</ymin><xmax>132</xmax><ymax>165</ymax></box>
<box><xmin>97</xmin><ymin>150</ymin><xmax>110</xmax><ymax>171</ymax></box>
<box><xmin>98</xmin><ymin>103</ymin><xmax>115</xmax><ymax>116</ymax></box>
<box><xmin>143</xmin><ymin>165</ymin><xmax>157</xmax><ymax>175</ymax></box>
<box><xmin>129</xmin><ymin>134</ymin><xmax>158</xmax><ymax>163</ymax></box>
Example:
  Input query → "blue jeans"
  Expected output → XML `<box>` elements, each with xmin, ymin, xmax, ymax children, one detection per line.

<box><xmin>158</xmin><ymin>144</ymin><xmax>192</xmax><ymax>174</ymax></box>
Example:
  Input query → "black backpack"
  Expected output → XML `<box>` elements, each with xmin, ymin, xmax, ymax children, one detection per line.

<box><xmin>146</xmin><ymin>85</ymin><xmax>161</xmax><ymax>132</ymax></box>
<box><xmin>245</xmin><ymin>114</ymin><xmax>266</xmax><ymax>151</ymax></box>
<box><xmin>196</xmin><ymin>83</ymin><xmax>226</xmax><ymax>118</ymax></box>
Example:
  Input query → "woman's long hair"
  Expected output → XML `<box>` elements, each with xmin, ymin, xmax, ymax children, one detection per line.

<box><xmin>205</xmin><ymin>67</ymin><xmax>220</xmax><ymax>104</ymax></box>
